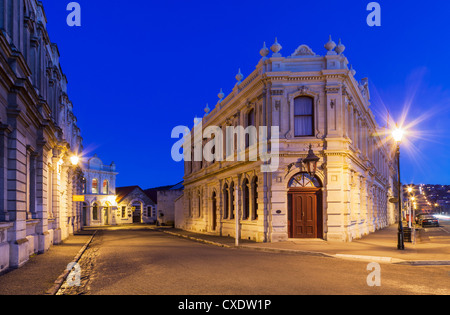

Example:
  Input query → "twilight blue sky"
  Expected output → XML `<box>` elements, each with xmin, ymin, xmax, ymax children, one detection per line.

<box><xmin>41</xmin><ymin>0</ymin><xmax>450</xmax><ymax>189</ymax></box>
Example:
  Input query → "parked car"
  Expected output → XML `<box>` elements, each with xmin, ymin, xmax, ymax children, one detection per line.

<box><xmin>418</xmin><ymin>215</ymin><xmax>440</xmax><ymax>227</ymax></box>
<box><xmin>415</xmin><ymin>213</ymin><xmax>428</xmax><ymax>224</ymax></box>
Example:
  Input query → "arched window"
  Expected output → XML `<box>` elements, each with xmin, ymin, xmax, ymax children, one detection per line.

<box><xmin>252</xmin><ymin>177</ymin><xmax>259</xmax><ymax>220</ymax></box>
<box><xmin>92</xmin><ymin>203</ymin><xmax>99</xmax><ymax>220</ymax></box>
<box><xmin>197</xmin><ymin>192</ymin><xmax>202</xmax><ymax>217</ymax></box>
<box><xmin>242</xmin><ymin>179</ymin><xmax>250</xmax><ymax>220</ymax></box>
<box><xmin>288</xmin><ymin>173</ymin><xmax>322</xmax><ymax>188</ymax></box>
<box><xmin>188</xmin><ymin>193</ymin><xmax>192</xmax><ymax>217</ymax></box>
<box><xmin>223</xmin><ymin>184</ymin><xmax>229</xmax><ymax>219</ymax></box>
<box><xmin>229</xmin><ymin>182</ymin><xmax>235</xmax><ymax>220</ymax></box>
<box><xmin>102</xmin><ymin>180</ymin><xmax>109</xmax><ymax>195</ymax></box>
<box><xmin>92</xmin><ymin>179</ymin><xmax>98</xmax><ymax>194</ymax></box>
<box><xmin>248</xmin><ymin>109</ymin><xmax>255</xmax><ymax>127</ymax></box>
<box><xmin>294</xmin><ymin>96</ymin><xmax>314</xmax><ymax>137</ymax></box>
<box><xmin>211</xmin><ymin>191</ymin><xmax>217</xmax><ymax>231</ymax></box>
<box><xmin>246</xmin><ymin>109</ymin><xmax>256</xmax><ymax>148</ymax></box>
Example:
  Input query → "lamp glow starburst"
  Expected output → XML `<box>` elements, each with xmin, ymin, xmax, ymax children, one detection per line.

<box><xmin>70</xmin><ymin>155</ymin><xmax>80</xmax><ymax>166</ymax></box>
<box><xmin>392</xmin><ymin>128</ymin><xmax>405</xmax><ymax>143</ymax></box>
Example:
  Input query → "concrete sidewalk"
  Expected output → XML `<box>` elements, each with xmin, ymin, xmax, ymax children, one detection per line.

<box><xmin>155</xmin><ymin>224</ymin><xmax>450</xmax><ymax>265</ymax></box>
<box><xmin>0</xmin><ymin>230</ymin><xmax>95</xmax><ymax>295</ymax></box>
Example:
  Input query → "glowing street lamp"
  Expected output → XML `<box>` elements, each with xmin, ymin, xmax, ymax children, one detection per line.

<box><xmin>393</xmin><ymin>126</ymin><xmax>405</xmax><ymax>250</ymax></box>
<box><xmin>70</xmin><ymin>155</ymin><xmax>80</xmax><ymax>166</ymax></box>
<box><xmin>303</xmin><ymin>144</ymin><xmax>320</xmax><ymax>179</ymax></box>
<box><xmin>392</xmin><ymin>128</ymin><xmax>405</xmax><ymax>143</ymax></box>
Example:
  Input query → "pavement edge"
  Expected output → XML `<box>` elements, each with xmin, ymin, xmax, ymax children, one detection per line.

<box><xmin>45</xmin><ymin>230</ymin><xmax>98</xmax><ymax>295</ymax></box>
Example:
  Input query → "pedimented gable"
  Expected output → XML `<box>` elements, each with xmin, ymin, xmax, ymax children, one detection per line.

<box><xmin>290</xmin><ymin>44</ymin><xmax>317</xmax><ymax>57</ymax></box>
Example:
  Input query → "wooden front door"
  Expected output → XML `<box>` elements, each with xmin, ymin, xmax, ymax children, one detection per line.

<box><xmin>289</xmin><ymin>190</ymin><xmax>321</xmax><ymax>239</ymax></box>
<box><xmin>133</xmin><ymin>206</ymin><xmax>141</xmax><ymax>223</ymax></box>
<box><xmin>103</xmin><ymin>207</ymin><xmax>109</xmax><ymax>225</ymax></box>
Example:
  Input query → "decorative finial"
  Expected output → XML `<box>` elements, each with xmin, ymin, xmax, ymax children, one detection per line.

<box><xmin>324</xmin><ymin>35</ymin><xmax>337</xmax><ymax>55</ymax></box>
<box><xmin>260</xmin><ymin>42</ymin><xmax>270</xmax><ymax>58</ymax></box>
<box><xmin>349</xmin><ymin>65</ymin><xmax>356</xmax><ymax>76</ymax></box>
<box><xmin>236</xmin><ymin>68</ymin><xmax>244</xmax><ymax>83</ymax></box>
<box><xmin>204</xmin><ymin>103</ymin><xmax>210</xmax><ymax>114</ymax></box>
<box><xmin>218</xmin><ymin>88</ymin><xmax>225</xmax><ymax>101</ymax></box>
<box><xmin>335</xmin><ymin>38</ymin><xmax>345</xmax><ymax>55</ymax></box>
<box><xmin>271</xmin><ymin>37</ymin><xmax>282</xmax><ymax>56</ymax></box>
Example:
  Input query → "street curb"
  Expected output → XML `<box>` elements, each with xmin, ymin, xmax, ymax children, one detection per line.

<box><xmin>394</xmin><ymin>260</ymin><xmax>450</xmax><ymax>266</ymax></box>
<box><xmin>237</xmin><ymin>245</ymin><xmax>335</xmax><ymax>258</ymax></box>
<box><xmin>45</xmin><ymin>230</ymin><xmax>98</xmax><ymax>295</ymax></box>
<box><xmin>334</xmin><ymin>254</ymin><xmax>402</xmax><ymax>264</ymax></box>
<box><xmin>154</xmin><ymin>228</ymin><xmax>234</xmax><ymax>248</ymax></box>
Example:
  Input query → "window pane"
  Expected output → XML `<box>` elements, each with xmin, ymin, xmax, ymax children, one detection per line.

<box><xmin>294</xmin><ymin>97</ymin><xmax>313</xmax><ymax>115</ymax></box>
<box><xmin>243</xmin><ymin>180</ymin><xmax>249</xmax><ymax>220</ymax></box>
<box><xmin>248</xmin><ymin>110</ymin><xmax>255</xmax><ymax>126</ymax></box>
<box><xmin>93</xmin><ymin>205</ymin><xmax>98</xmax><ymax>220</ymax></box>
<box><xmin>294</xmin><ymin>97</ymin><xmax>314</xmax><ymax>136</ymax></box>
<box><xmin>92</xmin><ymin>179</ymin><xmax>98</xmax><ymax>194</ymax></box>
<box><xmin>103</xmin><ymin>180</ymin><xmax>109</xmax><ymax>194</ymax></box>
<box><xmin>295</xmin><ymin>116</ymin><xmax>313</xmax><ymax>136</ymax></box>
<box><xmin>223</xmin><ymin>185</ymin><xmax>229</xmax><ymax>219</ymax></box>
<box><xmin>252</xmin><ymin>178</ymin><xmax>258</xmax><ymax>220</ymax></box>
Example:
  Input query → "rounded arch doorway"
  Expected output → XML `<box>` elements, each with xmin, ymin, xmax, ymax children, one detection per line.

<box><xmin>287</xmin><ymin>172</ymin><xmax>323</xmax><ymax>239</ymax></box>
<box><xmin>130</xmin><ymin>200</ymin><xmax>144</xmax><ymax>224</ymax></box>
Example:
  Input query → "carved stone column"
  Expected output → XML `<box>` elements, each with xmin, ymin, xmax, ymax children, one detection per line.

<box><xmin>51</xmin><ymin>155</ymin><xmax>62</xmax><ymax>244</ymax></box>
<box><xmin>234</xmin><ymin>174</ymin><xmax>241</xmax><ymax>242</ymax></box>
<box><xmin>35</xmin><ymin>138</ymin><xmax>52</xmax><ymax>253</ymax></box>
<box><xmin>6</xmin><ymin>100</ymin><xmax>30</xmax><ymax>268</ymax></box>
<box><xmin>0</xmin><ymin>124</ymin><xmax>12</xmax><ymax>222</ymax></box>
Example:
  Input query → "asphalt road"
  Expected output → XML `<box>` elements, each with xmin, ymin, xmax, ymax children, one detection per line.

<box><xmin>70</xmin><ymin>228</ymin><xmax>450</xmax><ymax>296</ymax></box>
<box><xmin>422</xmin><ymin>219</ymin><xmax>450</xmax><ymax>242</ymax></box>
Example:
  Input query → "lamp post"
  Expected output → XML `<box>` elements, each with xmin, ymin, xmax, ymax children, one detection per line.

<box><xmin>412</xmin><ymin>196</ymin><xmax>417</xmax><ymax>244</ymax></box>
<box><xmin>392</xmin><ymin>127</ymin><xmax>405</xmax><ymax>250</ymax></box>
<box><xmin>406</xmin><ymin>186</ymin><xmax>413</xmax><ymax>228</ymax></box>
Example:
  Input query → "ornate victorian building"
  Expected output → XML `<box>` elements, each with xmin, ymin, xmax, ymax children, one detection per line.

<box><xmin>0</xmin><ymin>0</ymin><xmax>83</xmax><ymax>272</ymax></box>
<box><xmin>178</xmin><ymin>37</ymin><xmax>398</xmax><ymax>243</ymax></box>
<box><xmin>81</xmin><ymin>154</ymin><xmax>118</xmax><ymax>226</ymax></box>
<box><xmin>81</xmin><ymin>158</ymin><xmax>158</xmax><ymax>227</ymax></box>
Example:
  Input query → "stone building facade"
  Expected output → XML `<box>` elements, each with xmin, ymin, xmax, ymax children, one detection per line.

<box><xmin>0</xmin><ymin>0</ymin><xmax>83</xmax><ymax>272</ymax></box>
<box><xmin>155</xmin><ymin>182</ymin><xmax>183</xmax><ymax>226</ymax></box>
<box><xmin>81</xmin><ymin>154</ymin><xmax>118</xmax><ymax>226</ymax></box>
<box><xmin>115</xmin><ymin>186</ymin><xmax>156</xmax><ymax>225</ymax></box>
<box><xmin>179</xmin><ymin>38</ymin><xmax>398</xmax><ymax>243</ymax></box>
